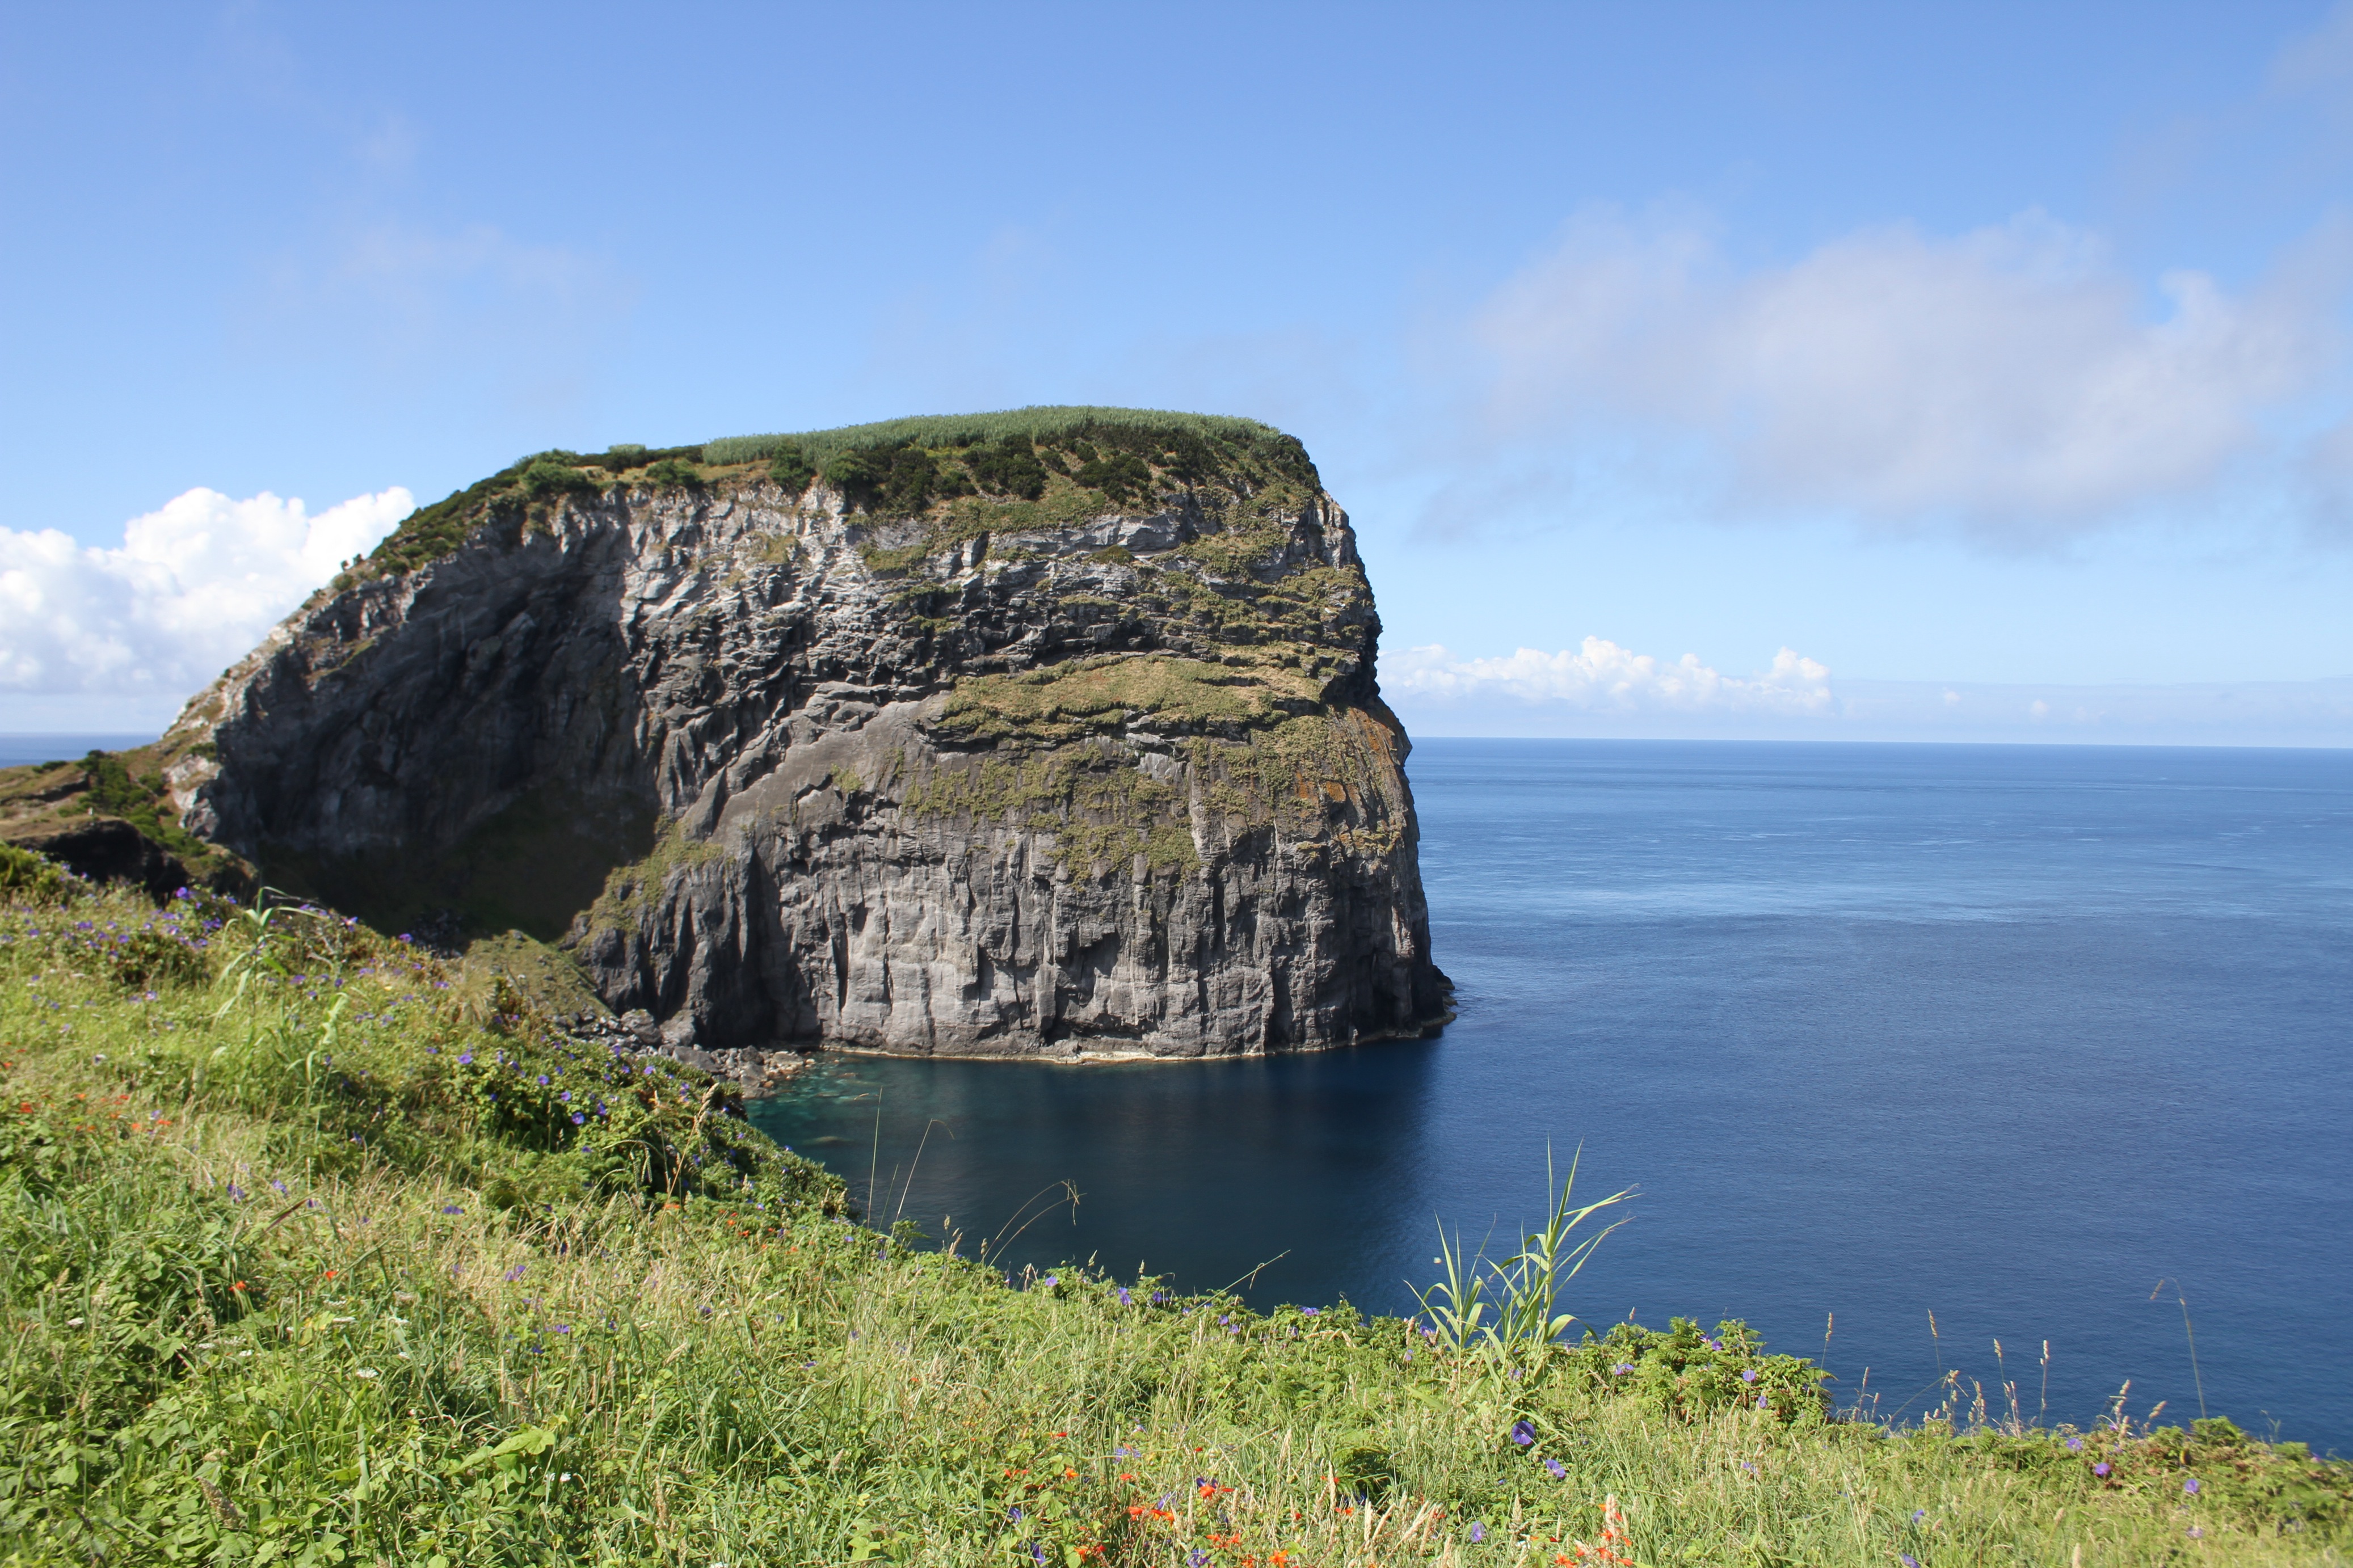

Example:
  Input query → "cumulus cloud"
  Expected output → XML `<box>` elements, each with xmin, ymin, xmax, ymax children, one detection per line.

<box><xmin>1386</xmin><ymin>638</ymin><xmax>1833</xmax><ymax>715</ymax></box>
<box><xmin>0</xmin><ymin>487</ymin><xmax>412</xmax><ymax>709</ymax></box>
<box><xmin>1466</xmin><ymin>206</ymin><xmax>2352</xmax><ymax>536</ymax></box>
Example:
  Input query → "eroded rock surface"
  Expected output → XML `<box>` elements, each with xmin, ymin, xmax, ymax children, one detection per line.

<box><xmin>163</xmin><ymin>419</ymin><xmax>1451</xmax><ymax>1059</ymax></box>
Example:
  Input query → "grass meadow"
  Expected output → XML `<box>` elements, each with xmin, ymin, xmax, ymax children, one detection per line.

<box><xmin>1</xmin><ymin>862</ymin><xmax>2345</xmax><ymax>1565</ymax></box>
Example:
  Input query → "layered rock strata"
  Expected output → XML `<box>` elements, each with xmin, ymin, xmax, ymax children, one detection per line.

<box><xmin>159</xmin><ymin>415</ymin><xmax>1451</xmax><ymax>1059</ymax></box>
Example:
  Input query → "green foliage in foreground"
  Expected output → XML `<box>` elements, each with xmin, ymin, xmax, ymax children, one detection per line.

<box><xmin>2</xmin><ymin>870</ymin><xmax>2348</xmax><ymax>1565</ymax></box>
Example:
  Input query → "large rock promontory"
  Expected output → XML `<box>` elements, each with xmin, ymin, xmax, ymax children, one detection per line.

<box><xmin>155</xmin><ymin>409</ymin><xmax>1453</xmax><ymax>1058</ymax></box>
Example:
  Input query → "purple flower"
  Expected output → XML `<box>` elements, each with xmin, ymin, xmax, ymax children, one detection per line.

<box><xmin>537</xmin><ymin>1074</ymin><xmax>550</xmax><ymax>1086</ymax></box>
<box><xmin>1611</xmin><ymin>1362</ymin><xmax>1634</xmax><ymax>1375</ymax></box>
<box><xmin>504</xmin><ymin>1263</ymin><xmax>527</xmax><ymax>1282</ymax></box>
<box><xmin>397</xmin><ymin>933</ymin><xmax>411</xmax><ymax>943</ymax></box>
<box><xmin>457</xmin><ymin>1053</ymin><xmax>473</xmax><ymax>1066</ymax></box>
<box><xmin>1545</xmin><ymin>1459</ymin><xmax>1567</xmax><ymax>1480</ymax></box>
<box><xmin>225</xmin><ymin>1183</ymin><xmax>245</xmax><ymax>1202</ymax></box>
<box><xmin>1303</xmin><ymin>1306</ymin><xmax>1319</xmax><ymax>1317</ymax></box>
<box><xmin>571</xmin><ymin>1113</ymin><xmax>584</xmax><ymax>1124</ymax></box>
<box><xmin>1028</xmin><ymin>1546</ymin><xmax>1046</xmax><ymax>1565</ymax></box>
<box><xmin>1756</xmin><ymin>1395</ymin><xmax>1771</xmax><ymax>1411</ymax></box>
<box><xmin>1037</xmin><ymin>1275</ymin><xmax>1058</xmax><ymax>1289</ymax></box>
<box><xmin>2066</xmin><ymin>1436</ymin><xmax>2083</xmax><ymax>1452</ymax></box>
<box><xmin>1510</xmin><ymin>1419</ymin><xmax>1536</xmax><ymax>1447</ymax></box>
<box><xmin>1117</xmin><ymin>1288</ymin><xmax>1132</xmax><ymax>1306</ymax></box>
<box><xmin>1902</xmin><ymin>1557</ymin><xmax>1920</xmax><ymax>1568</ymax></box>
<box><xmin>1741</xmin><ymin>1368</ymin><xmax>1758</xmax><ymax>1382</ymax></box>
<box><xmin>2188</xmin><ymin>1527</ymin><xmax>2204</xmax><ymax>1538</ymax></box>
<box><xmin>2184</xmin><ymin>1477</ymin><xmax>2200</xmax><ymax>1495</ymax></box>
<box><xmin>271</xmin><ymin>1180</ymin><xmax>287</xmax><ymax>1194</ymax></box>
<box><xmin>554</xmin><ymin>1324</ymin><xmax>571</xmax><ymax>1334</ymax></box>
<box><xmin>1470</xmin><ymin>1523</ymin><xmax>1486</xmax><ymax>1544</ymax></box>
<box><xmin>441</xmin><ymin>1205</ymin><xmax>462</xmax><ymax>1215</ymax></box>
<box><xmin>1008</xmin><ymin>1506</ymin><xmax>1023</xmax><ymax>1521</ymax></box>
<box><xmin>1189</xmin><ymin>1554</ymin><xmax>1210</xmax><ymax>1568</ymax></box>
<box><xmin>1912</xmin><ymin>1510</ymin><xmax>1925</xmax><ymax>1523</ymax></box>
<box><xmin>2094</xmin><ymin>1462</ymin><xmax>2111</xmax><ymax>1477</ymax></box>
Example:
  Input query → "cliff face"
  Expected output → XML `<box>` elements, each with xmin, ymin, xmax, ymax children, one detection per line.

<box><xmin>162</xmin><ymin>412</ymin><xmax>1451</xmax><ymax>1059</ymax></box>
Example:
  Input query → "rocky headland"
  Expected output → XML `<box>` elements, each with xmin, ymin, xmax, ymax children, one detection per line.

<box><xmin>2</xmin><ymin>408</ymin><xmax>1451</xmax><ymax>1067</ymax></box>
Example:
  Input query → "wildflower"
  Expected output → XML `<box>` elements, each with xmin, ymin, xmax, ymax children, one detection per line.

<box><xmin>1912</xmin><ymin>1510</ymin><xmax>1925</xmax><ymax>1523</ymax></box>
<box><xmin>1118</xmin><ymin>1288</ymin><xmax>1131</xmax><ymax>1307</ymax></box>
<box><xmin>504</xmin><ymin>1263</ymin><xmax>527</xmax><ymax>1282</ymax></box>
<box><xmin>2184</xmin><ymin>1477</ymin><xmax>2200</xmax><ymax>1495</ymax></box>
<box><xmin>225</xmin><ymin>1183</ymin><xmax>245</xmax><ymax>1201</ymax></box>
<box><xmin>1303</xmin><ymin>1306</ymin><xmax>1319</xmax><ymax>1316</ymax></box>
<box><xmin>2093</xmin><ymin>1462</ymin><xmax>2111</xmax><ymax>1477</ymax></box>
<box><xmin>1902</xmin><ymin>1558</ymin><xmax>1920</xmax><ymax>1568</ymax></box>
<box><xmin>231</xmin><ymin>1281</ymin><xmax>247</xmax><ymax>1292</ymax></box>
<box><xmin>537</xmin><ymin>1074</ymin><xmax>550</xmax><ymax>1085</ymax></box>
<box><xmin>1511</xmin><ymin>1419</ymin><xmax>1537</xmax><ymax>1447</ymax></box>
<box><xmin>457</xmin><ymin>1053</ymin><xmax>473</xmax><ymax>1065</ymax></box>
<box><xmin>572</xmin><ymin>1113</ymin><xmax>584</xmax><ymax>1124</ymax></box>
<box><xmin>442</xmin><ymin>1205</ymin><xmax>462</xmax><ymax>1215</ymax></box>
<box><xmin>1470</xmin><ymin>1523</ymin><xmax>1486</xmax><ymax>1544</ymax></box>
<box><xmin>1546</xmin><ymin>1459</ymin><xmax>1567</xmax><ymax>1480</ymax></box>
<box><xmin>2188</xmin><ymin>1526</ymin><xmax>2204</xmax><ymax>1538</ymax></box>
<box><xmin>2066</xmin><ymin>1436</ymin><xmax>2083</xmax><ymax>1451</ymax></box>
<box><xmin>1038</xmin><ymin>1275</ymin><xmax>1058</xmax><ymax>1289</ymax></box>
<box><xmin>1740</xmin><ymin>1368</ymin><xmax>1758</xmax><ymax>1383</ymax></box>
<box><xmin>555</xmin><ymin>1324</ymin><xmax>571</xmax><ymax>1334</ymax></box>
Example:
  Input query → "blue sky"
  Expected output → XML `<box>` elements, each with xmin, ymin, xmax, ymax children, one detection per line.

<box><xmin>5</xmin><ymin>1</ymin><xmax>2352</xmax><ymax>742</ymax></box>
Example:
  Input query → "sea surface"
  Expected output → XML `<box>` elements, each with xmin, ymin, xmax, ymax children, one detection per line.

<box><xmin>0</xmin><ymin>735</ymin><xmax>157</xmax><ymax>768</ymax></box>
<box><xmin>752</xmin><ymin>740</ymin><xmax>2353</xmax><ymax>1452</ymax></box>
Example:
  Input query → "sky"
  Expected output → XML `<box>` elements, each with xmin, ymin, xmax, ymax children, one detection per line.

<box><xmin>4</xmin><ymin>1</ymin><xmax>2352</xmax><ymax>744</ymax></box>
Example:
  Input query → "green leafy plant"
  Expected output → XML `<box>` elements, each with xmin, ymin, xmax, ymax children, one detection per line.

<box><xmin>643</xmin><ymin>457</ymin><xmax>704</xmax><ymax>489</ymax></box>
<box><xmin>1413</xmin><ymin>1144</ymin><xmax>1632</xmax><ymax>1361</ymax></box>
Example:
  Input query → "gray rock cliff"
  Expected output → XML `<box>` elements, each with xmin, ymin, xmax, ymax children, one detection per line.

<box><xmin>159</xmin><ymin>412</ymin><xmax>1451</xmax><ymax>1059</ymax></box>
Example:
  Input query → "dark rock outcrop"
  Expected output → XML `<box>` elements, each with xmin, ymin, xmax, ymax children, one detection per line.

<box><xmin>159</xmin><ymin>416</ymin><xmax>1452</xmax><ymax>1059</ymax></box>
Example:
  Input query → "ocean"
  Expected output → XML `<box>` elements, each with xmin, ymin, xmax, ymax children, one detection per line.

<box><xmin>750</xmin><ymin>739</ymin><xmax>2353</xmax><ymax>1453</ymax></box>
<box><xmin>12</xmin><ymin>731</ymin><xmax>2346</xmax><ymax>1449</ymax></box>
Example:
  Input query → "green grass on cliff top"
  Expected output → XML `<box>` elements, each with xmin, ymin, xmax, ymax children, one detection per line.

<box><xmin>2</xmin><ymin>854</ymin><xmax>2348</xmax><ymax>1566</ymax></box>
<box><xmin>701</xmin><ymin>406</ymin><xmax>1284</xmax><ymax>466</ymax></box>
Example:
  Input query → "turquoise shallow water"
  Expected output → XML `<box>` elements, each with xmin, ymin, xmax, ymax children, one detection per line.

<box><xmin>752</xmin><ymin>739</ymin><xmax>2353</xmax><ymax>1452</ymax></box>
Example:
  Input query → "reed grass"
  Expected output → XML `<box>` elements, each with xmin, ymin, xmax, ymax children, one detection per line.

<box><xmin>1</xmin><ymin>871</ymin><xmax>2347</xmax><ymax>1565</ymax></box>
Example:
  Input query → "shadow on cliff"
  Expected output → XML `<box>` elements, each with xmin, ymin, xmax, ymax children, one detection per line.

<box><xmin>259</xmin><ymin>783</ymin><xmax>657</xmax><ymax>946</ymax></box>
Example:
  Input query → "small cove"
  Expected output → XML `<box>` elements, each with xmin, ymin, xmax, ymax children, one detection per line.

<box><xmin>754</xmin><ymin>738</ymin><xmax>2353</xmax><ymax>1452</ymax></box>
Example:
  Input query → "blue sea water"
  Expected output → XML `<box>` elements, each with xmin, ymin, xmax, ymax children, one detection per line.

<box><xmin>0</xmin><ymin>735</ymin><xmax>156</xmax><ymax>768</ymax></box>
<box><xmin>752</xmin><ymin>740</ymin><xmax>2353</xmax><ymax>1453</ymax></box>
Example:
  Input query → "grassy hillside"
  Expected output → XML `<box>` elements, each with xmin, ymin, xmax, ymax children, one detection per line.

<box><xmin>1</xmin><ymin>855</ymin><xmax>2346</xmax><ymax>1565</ymax></box>
<box><xmin>356</xmin><ymin>406</ymin><xmax>1321</xmax><ymax>580</ymax></box>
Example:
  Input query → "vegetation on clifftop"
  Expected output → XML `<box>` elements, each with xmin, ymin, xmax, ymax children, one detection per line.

<box><xmin>3</xmin><ymin>859</ymin><xmax>2347</xmax><ymax>1564</ymax></box>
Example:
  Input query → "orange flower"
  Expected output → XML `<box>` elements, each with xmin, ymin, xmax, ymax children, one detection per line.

<box><xmin>322</xmin><ymin>1270</ymin><xmax>337</xmax><ymax>1280</ymax></box>
<box><xmin>230</xmin><ymin>1282</ymin><xmax>247</xmax><ymax>1292</ymax></box>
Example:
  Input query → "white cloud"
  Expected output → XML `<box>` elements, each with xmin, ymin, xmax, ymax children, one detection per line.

<box><xmin>1386</xmin><ymin>638</ymin><xmax>1833</xmax><ymax>715</ymax></box>
<box><xmin>0</xmin><ymin>487</ymin><xmax>411</xmax><ymax>708</ymax></box>
<box><xmin>1468</xmin><ymin>207</ymin><xmax>2351</xmax><ymax>536</ymax></box>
